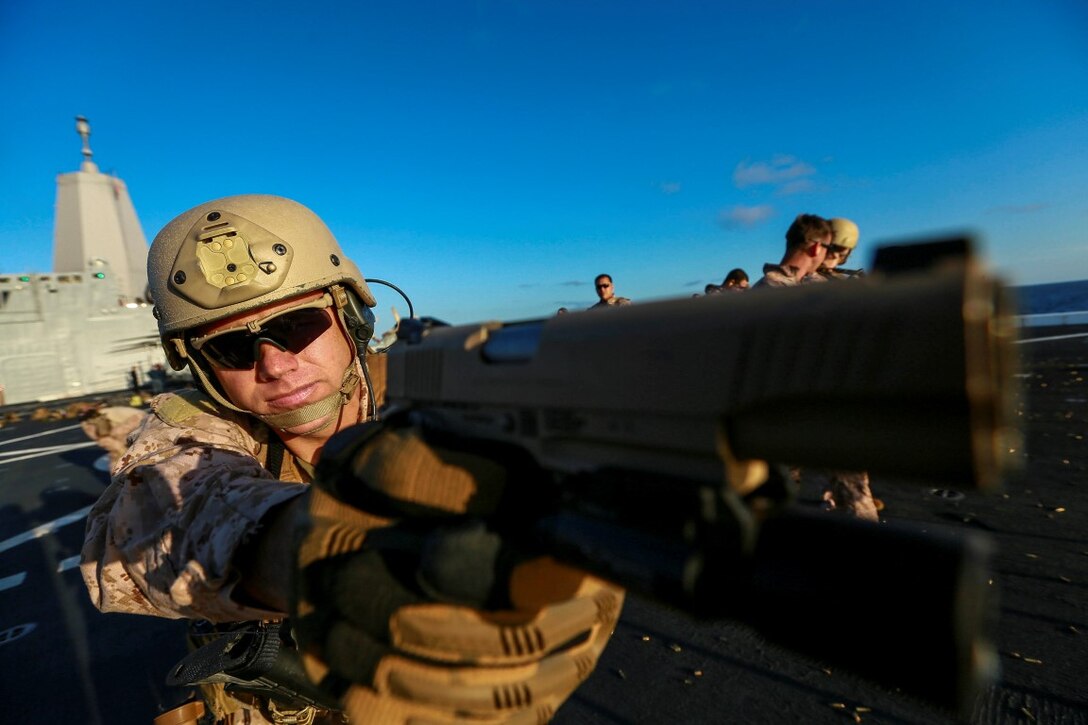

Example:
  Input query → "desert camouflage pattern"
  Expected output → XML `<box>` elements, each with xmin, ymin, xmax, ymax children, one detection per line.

<box><xmin>80</xmin><ymin>390</ymin><xmax>308</xmax><ymax>622</ymax></box>
<box><xmin>755</xmin><ymin>267</ymin><xmax>879</xmax><ymax>521</ymax></box>
<box><xmin>80</xmin><ymin>359</ymin><xmax>618</xmax><ymax>723</ymax></box>
<box><xmin>202</xmin><ymin>688</ymin><xmax>346</xmax><ymax>725</ymax></box>
<box><xmin>753</xmin><ymin>262</ymin><xmax>828</xmax><ymax>288</ymax></box>
<box><xmin>590</xmin><ymin>296</ymin><xmax>632</xmax><ymax>308</ymax></box>
<box><xmin>823</xmin><ymin>470</ymin><xmax>881</xmax><ymax>521</ymax></box>
<box><xmin>80</xmin><ymin>406</ymin><xmax>148</xmax><ymax>471</ymax></box>
<box><xmin>792</xmin><ymin>468</ymin><xmax>881</xmax><ymax>522</ymax></box>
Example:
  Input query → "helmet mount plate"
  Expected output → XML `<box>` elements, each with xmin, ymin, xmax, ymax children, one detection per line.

<box><xmin>168</xmin><ymin>212</ymin><xmax>295</xmax><ymax>310</ymax></box>
<box><xmin>195</xmin><ymin>233</ymin><xmax>258</xmax><ymax>288</ymax></box>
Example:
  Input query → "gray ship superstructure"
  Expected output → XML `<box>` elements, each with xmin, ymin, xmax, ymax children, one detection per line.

<box><xmin>0</xmin><ymin>117</ymin><xmax>164</xmax><ymax>405</ymax></box>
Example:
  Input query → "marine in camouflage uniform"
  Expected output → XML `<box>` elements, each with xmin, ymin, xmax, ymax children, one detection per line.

<box><xmin>753</xmin><ymin>214</ymin><xmax>880</xmax><ymax>521</ymax></box>
<box><xmin>83</xmin><ymin>389</ymin><xmax>346</xmax><ymax>724</ymax></box>
<box><xmin>754</xmin><ymin>262</ymin><xmax>828</xmax><ymax>287</ymax></box>
<box><xmin>818</xmin><ymin>217</ymin><xmax>865</xmax><ymax>281</ymax></box>
<box><xmin>817</xmin><ymin>218</ymin><xmax>880</xmax><ymax>518</ymax></box>
<box><xmin>591</xmin><ymin>296</ymin><xmax>632</xmax><ymax>307</ymax></box>
<box><xmin>82</xmin><ymin>391</ymin><xmax>325</xmax><ymax>622</ymax></box>
<box><xmin>80</xmin><ymin>195</ymin><xmax>622</xmax><ymax>725</ymax></box>
<box><xmin>752</xmin><ymin>214</ymin><xmax>832</xmax><ymax>289</ymax></box>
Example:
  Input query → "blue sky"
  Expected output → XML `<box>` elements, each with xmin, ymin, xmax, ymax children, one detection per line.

<box><xmin>2</xmin><ymin>1</ymin><xmax>1086</xmax><ymax>324</ymax></box>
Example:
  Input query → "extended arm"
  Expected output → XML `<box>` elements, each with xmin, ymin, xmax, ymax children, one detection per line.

<box><xmin>80</xmin><ymin>395</ymin><xmax>306</xmax><ymax>622</ymax></box>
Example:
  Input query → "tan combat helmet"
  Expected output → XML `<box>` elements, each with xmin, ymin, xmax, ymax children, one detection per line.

<box><xmin>149</xmin><ymin>194</ymin><xmax>378</xmax><ymax>428</ymax></box>
<box><xmin>829</xmin><ymin>218</ymin><xmax>860</xmax><ymax>254</ymax></box>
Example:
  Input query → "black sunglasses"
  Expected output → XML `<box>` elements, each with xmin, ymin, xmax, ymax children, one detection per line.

<box><xmin>190</xmin><ymin>297</ymin><xmax>335</xmax><ymax>369</ymax></box>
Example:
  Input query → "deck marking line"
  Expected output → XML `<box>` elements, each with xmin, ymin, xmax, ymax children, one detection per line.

<box><xmin>0</xmin><ymin>424</ymin><xmax>82</xmax><ymax>448</ymax></box>
<box><xmin>0</xmin><ymin>572</ymin><xmax>27</xmax><ymax>592</ymax></box>
<box><xmin>0</xmin><ymin>505</ymin><xmax>94</xmax><ymax>555</ymax></box>
<box><xmin>0</xmin><ymin>442</ymin><xmax>99</xmax><ymax>466</ymax></box>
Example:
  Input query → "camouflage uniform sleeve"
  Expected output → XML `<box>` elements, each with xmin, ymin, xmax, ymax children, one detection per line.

<box><xmin>80</xmin><ymin>393</ymin><xmax>306</xmax><ymax>622</ymax></box>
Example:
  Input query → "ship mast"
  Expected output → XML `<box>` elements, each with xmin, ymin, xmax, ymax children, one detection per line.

<box><xmin>52</xmin><ymin>116</ymin><xmax>150</xmax><ymax>302</ymax></box>
<box><xmin>76</xmin><ymin>116</ymin><xmax>98</xmax><ymax>172</ymax></box>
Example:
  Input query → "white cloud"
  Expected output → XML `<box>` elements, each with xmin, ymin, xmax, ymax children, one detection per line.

<box><xmin>733</xmin><ymin>156</ymin><xmax>817</xmax><ymax>189</ymax></box>
<box><xmin>659</xmin><ymin>181</ymin><xmax>681</xmax><ymax>195</ymax></box>
<box><xmin>776</xmin><ymin>178</ymin><xmax>817</xmax><ymax>196</ymax></box>
<box><xmin>718</xmin><ymin>205</ymin><xmax>774</xmax><ymax>228</ymax></box>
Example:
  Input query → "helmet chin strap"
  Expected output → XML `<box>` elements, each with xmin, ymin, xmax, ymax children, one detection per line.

<box><xmin>255</xmin><ymin>362</ymin><xmax>361</xmax><ymax>433</ymax></box>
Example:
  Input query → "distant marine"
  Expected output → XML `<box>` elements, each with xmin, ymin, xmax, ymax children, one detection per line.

<box><xmin>0</xmin><ymin>117</ymin><xmax>165</xmax><ymax>405</ymax></box>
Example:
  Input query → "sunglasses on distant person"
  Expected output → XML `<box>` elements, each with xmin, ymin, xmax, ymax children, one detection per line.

<box><xmin>189</xmin><ymin>295</ymin><xmax>335</xmax><ymax>369</ymax></box>
<box><xmin>596</xmin><ymin>283</ymin><xmax>611</xmax><ymax>289</ymax></box>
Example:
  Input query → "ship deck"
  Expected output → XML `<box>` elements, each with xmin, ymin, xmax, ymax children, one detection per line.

<box><xmin>1</xmin><ymin>328</ymin><xmax>1085</xmax><ymax>724</ymax></box>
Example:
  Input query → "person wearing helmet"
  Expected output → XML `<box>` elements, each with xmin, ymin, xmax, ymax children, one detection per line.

<box><xmin>752</xmin><ymin>214</ymin><xmax>832</xmax><ymax>288</ymax></box>
<box><xmin>801</xmin><ymin>216</ymin><xmax>880</xmax><ymax>519</ymax></box>
<box><xmin>819</xmin><ymin>217</ymin><xmax>864</xmax><ymax>279</ymax></box>
<box><xmin>749</xmin><ymin>214</ymin><xmax>880</xmax><ymax>520</ymax></box>
<box><xmin>80</xmin><ymin>195</ymin><xmax>622</xmax><ymax>724</ymax></box>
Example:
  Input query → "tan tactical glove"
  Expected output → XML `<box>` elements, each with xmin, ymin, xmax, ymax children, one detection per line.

<box><xmin>292</xmin><ymin>419</ymin><xmax>625</xmax><ymax>724</ymax></box>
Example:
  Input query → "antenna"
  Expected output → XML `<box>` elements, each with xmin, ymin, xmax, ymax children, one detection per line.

<box><xmin>75</xmin><ymin>115</ymin><xmax>98</xmax><ymax>172</ymax></box>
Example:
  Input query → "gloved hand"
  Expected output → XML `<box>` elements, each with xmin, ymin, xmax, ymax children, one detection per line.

<box><xmin>291</xmin><ymin>416</ymin><xmax>625</xmax><ymax>724</ymax></box>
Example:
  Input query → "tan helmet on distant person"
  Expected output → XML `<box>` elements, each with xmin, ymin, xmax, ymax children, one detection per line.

<box><xmin>827</xmin><ymin>217</ymin><xmax>860</xmax><ymax>268</ymax></box>
<box><xmin>829</xmin><ymin>218</ymin><xmax>860</xmax><ymax>250</ymax></box>
<box><xmin>148</xmin><ymin>194</ymin><xmax>378</xmax><ymax>428</ymax></box>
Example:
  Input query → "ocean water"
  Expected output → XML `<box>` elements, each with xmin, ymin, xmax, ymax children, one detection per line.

<box><xmin>1012</xmin><ymin>279</ymin><xmax>1088</xmax><ymax>315</ymax></box>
